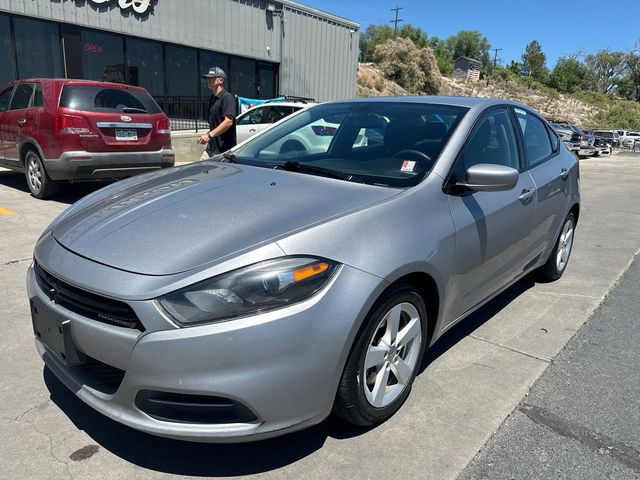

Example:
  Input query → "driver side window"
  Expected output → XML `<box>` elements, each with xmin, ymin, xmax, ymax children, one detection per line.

<box><xmin>452</xmin><ymin>109</ymin><xmax>520</xmax><ymax>182</ymax></box>
<box><xmin>0</xmin><ymin>87</ymin><xmax>14</xmax><ymax>113</ymax></box>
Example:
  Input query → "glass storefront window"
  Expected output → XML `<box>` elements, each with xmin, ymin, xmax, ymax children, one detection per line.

<box><xmin>81</xmin><ymin>30</ymin><xmax>125</xmax><ymax>83</ymax></box>
<box><xmin>199</xmin><ymin>51</ymin><xmax>229</xmax><ymax>96</ymax></box>
<box><xmin>0</xmin><ymin>15</ymin><xmax>15</xmax><ymax>86</ymax></box>
<box><xmin>126</xmin><ymin>37</ymin><xmax>165</xmax><ymax>95</ymax></box>
<box><xmin>166</xmin><ymin>46</ymin><xmax>197</xmax><ymax>96</ymax></box>
<box><xmin>13</xmin><ymin>17</ymin><xmax>62</xmax><ymax>79</ymax></box>
<box><xmin>229</xmin><ymin>56</ymin><xmax>256</xmax><ymax>98</ymax></box>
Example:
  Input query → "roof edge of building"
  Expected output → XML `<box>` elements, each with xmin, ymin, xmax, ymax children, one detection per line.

<box><xmin>279</xmin><ymin>0</ymin><xmax>359</xmax><ymax>29</ymax></box>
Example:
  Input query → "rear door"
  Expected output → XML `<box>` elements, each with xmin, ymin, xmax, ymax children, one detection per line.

<box><xmin>4</xmin><ymin>83</ymin><xmax>34</xmax><ymax>163</ymax></box>
<box><xmin>445</xmin><ymin>108</ymin><xmax>538</xmax><ymax>322</ymax></box>
<box><xmin>513</xmin><ymin>107</ymin><xmax>572</xmax><ymax>260</ymax></box>
<box><xmin>58</xmin><ymin>84</ymin><xmax>166</xmax><ymax>153</ymax></box>
<box><xmin>0</xmin><ymin>85</ymin><xmax>15</xmax><ymax>162</ymax></box>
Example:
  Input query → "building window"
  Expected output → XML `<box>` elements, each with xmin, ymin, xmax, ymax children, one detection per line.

<box><xmin>13</xmin><ymin>17</ymin><xmax>63</xmax><ymax>79</ymax></box>
<box><xmin>229</xmin><ymin>56</ymin><xmax>256</xmax><ymax>98</ymax></box>
<box><xmin>126</xmin><ymin>37</ymin><xmax>165</xmax><ymax>95</ymax></box>
<box><xmin>199</xmin><ymin>51</ymin><xmax>229</xmax><ymax>96</ymax></box>
<box><xmin>0</xmin><ymin>15</ymin><xmax>15</xmax><ymax>85</ymax></box>
<box><xmin>257</xmin><ymin>62</ymin><xmax>276</xmax><ymax>99</ymax></box>
<box><xmin>166</xmin><ymin>45</ymin><xmax>197</xmax><ymax>96</ymax></box>
<box><xmin>81</xmin><ymin>30</ymin><xmax>125</xmax><ymax>83</ymax></box>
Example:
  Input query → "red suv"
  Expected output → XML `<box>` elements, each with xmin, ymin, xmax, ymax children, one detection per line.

<box><xmin>0</xmin><ymin>79</ymin><xmax>174</xmax><ymax>199</ymax></box>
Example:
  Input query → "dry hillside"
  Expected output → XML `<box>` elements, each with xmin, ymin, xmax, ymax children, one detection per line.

<box><xmin>357</xmin><ymin>63</ymin><xmax>603</xmax><ymax>126</ymax></box>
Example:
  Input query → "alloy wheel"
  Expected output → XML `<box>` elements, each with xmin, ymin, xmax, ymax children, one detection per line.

<box><xmin>556</xmin><ymin>218</ymin><xmax>574</xmax><ymax>273</ymax></box>
<box><xmin>362</xmin><ymin>302</ymin><xmax>423</xmax><ymax>408</ymax></box>
<box><xmin>26</xmin><ymin>153</ymin><xmax>42</xmax><ymax>194</ymax></box>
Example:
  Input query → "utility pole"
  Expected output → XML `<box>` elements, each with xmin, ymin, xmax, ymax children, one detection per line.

<box><xmin>492</xmin><ymin>48</ymin><xmax>503</xmax><ymax>70</ymax></box>
<box><xmin>390</xmin><ymin>6</ymin><xmax>403</xmax><ymax>37</ymax></box>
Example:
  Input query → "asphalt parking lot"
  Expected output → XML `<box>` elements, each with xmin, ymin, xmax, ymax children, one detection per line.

<box><xmin>0</xmin><ymin>153</ymin><xmax>639</xmax><ymax>480</ymax></box>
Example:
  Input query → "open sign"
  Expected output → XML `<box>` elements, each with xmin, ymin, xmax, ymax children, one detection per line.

<box><xmin>84</xmin><ymin>43</ymin><xmax>103</xmax><ymax>54</ymax></box>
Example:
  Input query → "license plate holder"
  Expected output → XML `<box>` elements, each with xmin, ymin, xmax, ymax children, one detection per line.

<box><xmin>115</xmin><ymin>129</ymin><xmax>138</xmax><ymax>141</ymax></box>
<box><xmin>31</xmin><ymin>298</ymin><xmax>85</xmax><ymax>366</ymax></box>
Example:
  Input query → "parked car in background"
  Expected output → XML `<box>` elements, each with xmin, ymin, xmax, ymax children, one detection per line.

<box><xmin>236</xmin><ymin>101</ymin><xmax>317</xmax><ymax>144</ymax></box>
<box><xmin>550</xmin><ymin>122</ymin><xmax>597</xmax><ymax>157</ymax></box>
<box><xmin>592</xmin><ymin>130</ymin><xmax>621</xmax><ymax>149</ymax></box>
<box><xmin>0</xmin><ymin>79</ymin><xmax>174</xmax><ymax>199</ymax></box>
<box><xmin>615</xmin><ymin>130</ymin><xmax>640</xmax><ymax>148</ymax></box>
<box><xmin>584</xmin><ymin>130</ymin><xmax>611</xmax><ymax>155</ymax></box>
<box><xmin>29</xmin><ymin>97</ymin><xmax>579</xmax><ymax>442</ymax></box>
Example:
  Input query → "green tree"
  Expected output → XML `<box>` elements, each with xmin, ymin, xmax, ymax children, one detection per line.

<box><xmin>548</xmin><ymin>57</ymin><xmax>588</xmax><ymax>93</ymax></box>
<box><xmin>429</xmin><ymin>36</ymin><xmax>453</xmax><ymax>75</ymax></box>
<box><xmin>619</xmin><ymin>53</ymin><xmax>640</xmax><ymax>101</ymax></box>
<box><xmin>446</xmin><ymin>31</ymin><xmax>491</xmax><ymax>70</ymax></box>
<box><xmin>359</xmin><ymin>23</ymin><xmax>429</xmax><ymax>62</ymax></box>
<box><xmin>585</xmin><ymin>50</ymin><xmax>627</xmax><ymax>93</ymax></box>
<box><xmin>359</xmin><ymin>25</ymin><xmax>395</xmax><ymax>62</ymax></box>
<box><xmin>507</xmin><ymin>60</ymin><xmax>522</xmax><ymax>76</ymax></box>
<box><xmin>521</xmin><ymin>40</ymin><xmax>547</xmax><ymax>81</ymax></box>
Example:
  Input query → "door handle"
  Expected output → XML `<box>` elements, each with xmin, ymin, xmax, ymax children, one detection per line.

<box><xmin>560</xmin><ymin>168</ymin><xmax>569</xmax><ymax>181</ymax></box>
<box><xmin>249</xmin><ymin>128</ymin><xmax>256</xmax><ymax>133</ymax></box>
<box><xmin>17</xmin><ymin>119</ymin><xmax>27</xmax><ymax>126</ymax></box>
<box><xmin>518</xmin><ymin>188</ymin><xmax>534</xmax><ymax>203</ymax></box>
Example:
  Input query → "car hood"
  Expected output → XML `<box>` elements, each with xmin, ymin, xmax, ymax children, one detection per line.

<box><xmin>52</xmin><ymin>162</ymin><xmax>400</xmax><ymax>275</ymax></box>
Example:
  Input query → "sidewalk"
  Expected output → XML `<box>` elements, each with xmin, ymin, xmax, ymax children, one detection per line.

<box><xmin>458</xmin><ymin>256</ymin><xmax>640</xmax><ymax>479</ymax></box>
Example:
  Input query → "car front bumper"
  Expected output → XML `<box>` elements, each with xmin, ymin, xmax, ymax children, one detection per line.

<box><xmin>44</xmin><ymin>149</ymin><xmax>175</xmax><ymax>181</ymax></box>
<box><xmin>26</xmin><ymin>255</ymin><xmax>382</xmax><ymax>442</ymax></box>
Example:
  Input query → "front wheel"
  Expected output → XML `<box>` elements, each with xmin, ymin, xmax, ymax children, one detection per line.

<box><xmin>25</xmin><ymin>149</ymin><xmax>59</xmax><ymax>199</ymax></box>
<box><xmin>536</xmin><ymin>212</ymin><xmax>575</xmax><ymax>282</ymax></box>
<box><xmin>333</xmin><ymin>284</ymin><xmax>428</xmax><ymax>426</ymax></box>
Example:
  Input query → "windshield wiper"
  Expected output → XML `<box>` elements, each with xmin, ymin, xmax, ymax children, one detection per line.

<box><xmin>122</xmin><ymin>107</ymin><xmax>147</xmax><ymax>114</ymax></box>
<box><xmin>274</xmin><ymin>161</ymin><xmax>363</xmax><ymax>183</ymax></box>
<box><xmin>221</xmin><ymin>151</ymin><xmax>238</xmax><ymax>163</ymax></box>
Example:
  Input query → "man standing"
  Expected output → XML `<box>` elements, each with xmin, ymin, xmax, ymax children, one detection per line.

<box><xmin>198</xmin><ymin>67</ymin><xmax>237</xmax><ymax>159</ymax></box>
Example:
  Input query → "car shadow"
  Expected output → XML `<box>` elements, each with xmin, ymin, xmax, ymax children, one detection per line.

<box><xmin>0</xmin><ymin>170</ymin><xmax>111</xmax><ymax>204</ymax></box>
<box><xmin>43</xmin><ymin>274</ymin><xmax>536</xmax><ymax>476</ymax></box>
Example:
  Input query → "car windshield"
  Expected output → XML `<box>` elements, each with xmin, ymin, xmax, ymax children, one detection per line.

<box><xmin>232</xmin><ymin>102</ymin><xmax>468</xmax><ymax>188</ymax></box>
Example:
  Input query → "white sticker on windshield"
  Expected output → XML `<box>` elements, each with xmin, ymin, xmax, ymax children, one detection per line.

<box><xmin>401</xmin><ymin>160</ymin><xmax>416</xmax><ymax>173</ymax></box>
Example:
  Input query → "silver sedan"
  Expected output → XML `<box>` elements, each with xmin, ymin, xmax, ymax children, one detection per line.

<box><xmin>28</xmin><ymin>97</ymin><xmax>579</xmax><ymax>442</ymax></box>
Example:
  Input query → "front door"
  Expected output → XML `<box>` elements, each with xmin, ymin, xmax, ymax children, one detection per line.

<box><xmin>445</xmin><ymin>108</ymin><xmax>539</xmax><ymax>322</ymax></box>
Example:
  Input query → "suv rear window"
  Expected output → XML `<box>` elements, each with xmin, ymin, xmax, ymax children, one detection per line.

<box><xmin>59</xmin><ymin>86</ymin><xmax>161</xmax><ymax>114</ymax></box>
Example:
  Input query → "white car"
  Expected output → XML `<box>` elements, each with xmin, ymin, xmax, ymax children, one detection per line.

<box><xmin>615</xmin><ymin>130</ymin><xmax>640</xmax><ymax>148</ymax></box>
<box><xmin>236</xmin><ymin>101</ymin><xmax>317</xmax><ymax>143</ymax></box>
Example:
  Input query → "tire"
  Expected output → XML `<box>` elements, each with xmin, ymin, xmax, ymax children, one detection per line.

<box><xmin>333</xmin><ymin>284</ymin><xmax>428</xmax><ymax>426</ymax></box>
<box><xmin>24</xmin><ymin>149</ymin><xmax>59</xmax><ymax>199</ymax></box>
<box><xmin>536</xmin><ymin>212</ymin><xmax>576</xmax><ymax>282</ymax></box>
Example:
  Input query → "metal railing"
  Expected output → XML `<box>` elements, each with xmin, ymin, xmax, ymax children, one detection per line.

<box><xmin>154</xmin><ymin>96</ymin><xmax>210</xmax><ymax>132</ymax></box>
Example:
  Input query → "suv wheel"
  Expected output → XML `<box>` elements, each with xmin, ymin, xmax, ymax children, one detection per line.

<box><xmin>25</xmin><ymin>149</ymin><xmax>58</xmax><ymax>199</ymax></box>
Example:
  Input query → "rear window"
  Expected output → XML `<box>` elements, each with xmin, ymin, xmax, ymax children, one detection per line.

<box><xmin>59</xmin><ymin>86</ymin><xmax>161</xmax><ymax>114</ymax></box>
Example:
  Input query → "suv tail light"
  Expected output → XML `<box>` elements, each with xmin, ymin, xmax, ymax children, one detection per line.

<box><xmin>56</xmin><ymin>114</ymin><xmax>91</xmax><ymax>134</ymax></box>
<box><xmin>157</xmin><ymin>118</ymin><xmax>171</xmax><ymax>135</ymax></box>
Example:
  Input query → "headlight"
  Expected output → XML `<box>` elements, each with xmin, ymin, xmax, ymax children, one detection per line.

<box><xmin>157</xmin><ymin>257</ymin><xmax>339</xmax><ymax>327</ymax></box>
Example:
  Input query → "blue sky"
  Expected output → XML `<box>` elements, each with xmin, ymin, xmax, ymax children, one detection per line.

<box><xmin>302</xmin><ymin>0</ymin><xmax>639</xmax><ymax>68</ymax></box>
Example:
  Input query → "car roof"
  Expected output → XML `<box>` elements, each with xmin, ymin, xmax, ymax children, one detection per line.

<box><xmin>323</xmin><ymin>95</ymin><xmax>534</xmax><ymax>110</ymax></box>
<box><xmin>5</xmin><ymin>78</ymin><xmax>147</xmax><ymax>91</ymax></box>
<box><xmin>251</xmin><ymin>102</ymin><xmax>318</xmax><ymax>108</ymax></box>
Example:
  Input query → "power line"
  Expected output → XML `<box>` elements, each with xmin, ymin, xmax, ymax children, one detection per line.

<box><xmin>390</xmin><ymin>6</ymin><xmax>403</xmax><ymax>37</ymax></box>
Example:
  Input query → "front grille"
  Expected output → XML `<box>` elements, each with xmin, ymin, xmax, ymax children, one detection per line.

<box><xmin>34</xmin><ymin>261</ymin><xmax>144</xmax><ymax>331</ymax></box>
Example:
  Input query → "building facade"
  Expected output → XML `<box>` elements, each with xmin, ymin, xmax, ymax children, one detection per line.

<box><xmin>0</xmin><ymin>0</ymin><xmax>359</xmax><ymax>102</ymax></box>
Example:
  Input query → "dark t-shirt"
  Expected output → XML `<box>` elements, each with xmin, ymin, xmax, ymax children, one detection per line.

<box><xmin>207</xmin><ymin>89</ymin><xmax>237</xmax><ymax>154</ymax></box>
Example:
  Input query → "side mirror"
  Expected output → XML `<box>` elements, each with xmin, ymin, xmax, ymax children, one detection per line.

<box><xmin>461</xmin><ymin>163</ymin><xmax>519</xmax><ymax>192</ymax></box>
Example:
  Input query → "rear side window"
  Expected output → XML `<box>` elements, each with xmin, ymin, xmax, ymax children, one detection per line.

<box><xmin>514</xmin><ymin>108</ymin><xmax>553</xmax><ymax>167</ymax></box>
<box><xmin>9</xmin><ymin>84</ymin><xmax>34</xmax><ymax>111</ymax></box>
<box><xmin>546</xmin><ymin>125</ymin><xmax>560</xmax><ymax>153</ymax></box>
<box><xmin>32</xmin><ymin>84</ymin><xmax>43</xmax><ymax>108</ymax></box>
<box><xmin>0</xmin><ymin>87</ymin><xmax>13</xmax><ymax>113</ymax></box>
<box><xmin>59</xmin><ymin>86</ymin><xmax>161</xmax><ymax>114</ymax></box>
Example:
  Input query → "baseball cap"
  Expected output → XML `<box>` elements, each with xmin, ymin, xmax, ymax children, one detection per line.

<box><xmin>202</xmin><ymin>67</ymin><xmax>227</xmax><ymax>79</ymax></box>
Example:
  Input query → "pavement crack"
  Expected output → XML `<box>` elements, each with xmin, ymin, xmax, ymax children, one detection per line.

<box><xmin>3</xmin><ymin>258</ymin><xmax>32</xmax><ymax>266</ymax></box>
<box><xmin>19</xmin><ymin>416</ymin><xmax>73</xmax><ymax>480</ymax></box>
<box><xmin>468</xmin><ymin>335</ymin><xmax>550</xmax><ymax>363</ymax></box>
<box><xmin>12</xmin><ymin>399</ymin><xmax>50</xmax><ymax>422</ymax></box>
<box><xmin>521</xmin><ymin>403</ymin><xmax>640</xmax><ymax>473</ymax></box>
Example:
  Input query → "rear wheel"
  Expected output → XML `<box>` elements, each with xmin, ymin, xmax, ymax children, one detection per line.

<box><xmin>333</xmin><ymin>284</ymin><xmax>428</xmax><ymax>426</ymax></box>
<box><xmin>25</xmin><ymin>149</ymin><xmax>58</xmax><ymax>199</ymax></box>
<box><xmin>536</xmin><ymin>213</ymin><xmax>575</xmax><ymax>282</ymax></box>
